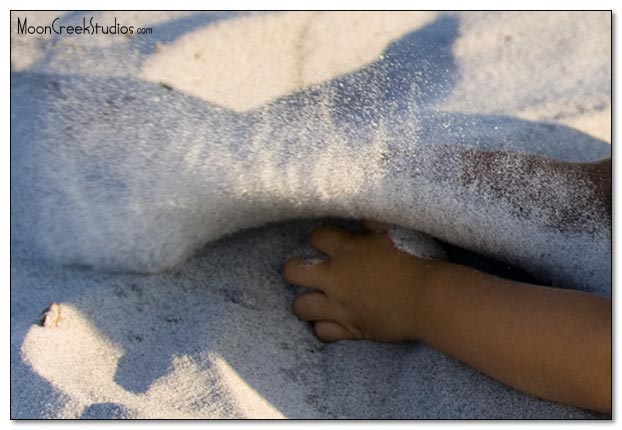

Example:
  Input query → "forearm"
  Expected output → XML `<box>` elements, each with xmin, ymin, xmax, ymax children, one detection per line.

<box><xmin>378</xmin><ymin>146</ymin><xmax>611</xmax><ymax>293</ymax></box>
<box><xmin>407</xmin><ymin>146</ymin><xmax>611</xmax><ymax>232</ymax></box>
<box><xmin>454</xmin><ymin>149</ymin><xmax>611</xmax><ymax>227</ymax></box>
<box><xmin>415</xmin><ymin>262</ymin><xmax>611</xmax><ymax>413</ymax></box>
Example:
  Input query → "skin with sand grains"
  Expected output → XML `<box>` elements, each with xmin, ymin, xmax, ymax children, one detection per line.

<box><xmin>284</xmin><ymin>153</ymin><xmax>611</xmax><ymax>414</ymax></box>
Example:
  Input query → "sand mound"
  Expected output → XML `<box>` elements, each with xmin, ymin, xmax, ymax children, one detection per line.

<box><xmin>11</xmin><ymin>11</ymin><xmax>610</xmax><ymax>419</ymax></box>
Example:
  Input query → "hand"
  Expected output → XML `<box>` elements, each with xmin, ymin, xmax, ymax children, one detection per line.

<box><xmin>282</xmin><ymin>224</ymin><xmax>447</xmax><ymax>342</ymax></box>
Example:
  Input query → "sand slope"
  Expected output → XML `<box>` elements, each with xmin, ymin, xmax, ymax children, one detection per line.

<box><xmin>11</xmin><ymin>11</ymin><xmax>610</xmax><ymax>418</ymax></box>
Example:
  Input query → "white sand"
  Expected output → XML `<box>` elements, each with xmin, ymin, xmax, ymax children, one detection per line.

<box><xmin>11</xmin><ymin>11</ymin><xmax>610</xmax><ymax>418</ymax></box>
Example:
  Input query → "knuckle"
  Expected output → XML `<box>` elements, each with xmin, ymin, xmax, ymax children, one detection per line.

<box><xmin>282</xmin><ymin>257</ymin><xmax>302</xmax><ymax>282</ymax></box>
<box><xmin>292</xmin><ymin>294</ymin><xmax>313</xmax><ymax>319</ymax></box>
<box><xmin>291</xmin><ymin>296</ymin><xmax>303</xmax><ymax>314</ymax></box>
<box><xmin>313</xmin><ymin>324</ymin><xmax>330</xmax><ymax>341</ymax></box>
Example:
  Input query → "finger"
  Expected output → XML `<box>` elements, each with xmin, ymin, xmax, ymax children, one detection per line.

<box><xmin>283</xmin><ymin>257</ymin><xmax>330</xmax><ymax>289</ymax></box>
<box><xmin>313</xmin><ymin>320</ymin><xmax>355</xmax><ymax>342</ymax></box>
<box><xmin>308</xmin><ymin>225</ymin><xmax>354</xmax><ymax>256</ymax></box>
<box><xmin>292</xmin><ymin>291</ymin><xmax>335</xmax><ymax>322</ymax></box>
<box><xmin>361</xmin><ymin>219</ymin><xmax>390</xmax><ymax>234</ymax></box>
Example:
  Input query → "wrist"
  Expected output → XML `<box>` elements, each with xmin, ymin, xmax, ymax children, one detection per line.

<box><xmin>407</xmin><ymin>258</ymin><xmax>458</xmax><ymax>342</ymax></box>
<box><xmin>412</xmin><ymin>259</ymin><xmax>486</xmax><ymax>343</ymax></box>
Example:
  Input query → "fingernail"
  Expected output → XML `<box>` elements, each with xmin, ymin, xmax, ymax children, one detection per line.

<box><xmin>298</xmin><ymin>257</ymin><xmax>324</xmax><ymax>268</ymax></box>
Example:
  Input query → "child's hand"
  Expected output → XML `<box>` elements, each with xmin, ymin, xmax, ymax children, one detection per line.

<box><xmin>283</xmin><ymin>225</ymin><xmax>447</xmax><ymax>342</ymax></box>
<box><xmin>283</xmin><ymin>224</ymin><xmax>611</xmax><ymax>413</ymax></box>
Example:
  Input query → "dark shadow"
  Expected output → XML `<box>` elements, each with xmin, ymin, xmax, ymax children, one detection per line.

<box><xmin>379</xmin><ymin>14</ymin><xmax>460</xmax><ymax>107</ymax></box>
<box><xmin>261</xmin><ymin>15</ymin><xmax>460</xmax><ymax>137</ymax></box>
<box><xmin>442</xmin><ymin>241</ymin><xmax>543</xmax><ymax>285</ymax></box>
<box><xmin>80</xmin><ymin>402</ymin><xmax>133</xmax><ymax>419</ymax></box>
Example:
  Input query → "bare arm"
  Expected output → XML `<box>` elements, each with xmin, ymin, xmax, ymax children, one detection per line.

<box><xmin>284</xmin><ymin>225</ymin><xmax>612</xmax><ymax>414</ymax></box>
<box><xmin>377</xmin><ymin>147</ymin><xmax>611</xmax><ymax>293</ymax></box>
<box><xmin>417</xmin><ymin>259</ymin><xmax>611</xmax><ymax>414</ymax></box>
<box><xmin>284</xmin><ymin>151</ymin><xmax>612</xmax><ymax>413</ymax></box>
<box><xmin>454</xmin><ymin>150</ymin><xmax>611</xmax><ymax>227</ymax></box>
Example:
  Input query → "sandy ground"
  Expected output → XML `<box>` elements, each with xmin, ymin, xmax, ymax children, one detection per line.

<box><xmin>11</xmin><ymin>11</ymin><xmax>610</xmax><ymax>418</ymax></box>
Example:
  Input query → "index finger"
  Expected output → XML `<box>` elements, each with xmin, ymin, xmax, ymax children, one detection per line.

<box><xmin>308</xmin><ymin>225</ymin><xmax>354</xmax><ymax>256</ymax></box>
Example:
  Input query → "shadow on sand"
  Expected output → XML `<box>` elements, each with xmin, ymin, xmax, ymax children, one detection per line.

<box><xmin>11</xmin><ymin>12</ymin><xmax>609</xmax><ymax>419</ymax></box>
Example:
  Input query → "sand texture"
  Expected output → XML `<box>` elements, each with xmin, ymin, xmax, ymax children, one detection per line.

<box><xmin>11</xmin><ymin>11</ymin><xmax>610</xmax><ymax>418</ymax></box>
